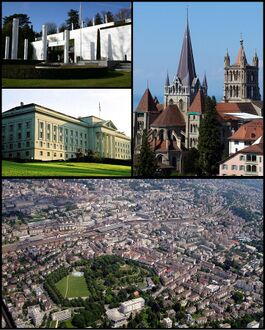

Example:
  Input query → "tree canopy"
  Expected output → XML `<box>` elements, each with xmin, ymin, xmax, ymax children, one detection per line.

<box><xmin>135</xmin><ymin>130</ymin><xmax>158</xmax><ymax>177</ymax></box>
<box><xmin>198</xmin><ymin>96</ymin><xmax>222</xmax><ymax>176</ymax></box>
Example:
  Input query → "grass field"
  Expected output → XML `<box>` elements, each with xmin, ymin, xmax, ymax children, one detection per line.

<box><xmin>2</xmin><ymin>160</ymin><xmax>131</xmax><ymax>177</ymax></box>
<box><xmin>56</xmin><ymin>275</ymin><xmax>89</xmax><ymax>298</ymax></box>
<box><xmin>2</xmin><ymin>71</ymin><xmax>131</xmax><ymax>88</ymax></box>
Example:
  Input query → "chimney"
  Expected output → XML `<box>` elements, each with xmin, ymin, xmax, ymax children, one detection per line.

<box><xmin>20</xmin><ymin>102</ymin><xmax>24</xmax><ymax>106</ymax></box>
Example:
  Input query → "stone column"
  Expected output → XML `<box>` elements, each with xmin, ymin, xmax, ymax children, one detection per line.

<box><xmin>11</xmin><ymin>18</ymin><xmax>19</xmax><ymax>59</ymax></box>
<box><xmin>64</xmin><ymin>30</ymin><xmax>69</xmax><ymax>63</ymax></box>
<box><xmin>24</xmin><ymin>39</ymin><xmax>28</xmax><ymax>60</ymax></box>
<box><xmin>92</xmin><ymin>17</ymin><xmax>95</xmax><ymax>26</ymax></box>
<box><xmin>5</xmin><ymin>36</ymin><xmax>10</xmax><ymax>59</ymax></box>
<box><xmin>42</xmin><ymin>24</ymin><xmax>47</xmax><ymax>61</ymax></box>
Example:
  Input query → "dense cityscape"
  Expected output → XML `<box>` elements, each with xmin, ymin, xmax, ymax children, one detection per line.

<box><xmin>2</xmin><ymin>179</ymin><xmax>263</xmax><ymax>328</ymax></box>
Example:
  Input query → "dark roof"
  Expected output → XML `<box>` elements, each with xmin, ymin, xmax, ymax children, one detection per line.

<box><xmin>176</xmin><ymin>20</ymin><xmax>196</xmax><ymax>86</ymax></box>
<box><xmin>135</xmin><ymin>88</ymin><xmax>158</xmax><ymax>113</ymax></box>
<box><xmin>151</xmin><ymin>104</ymin><xmax>185</xmax><ymax>128</ymax></box>
<box><xmin>188</xmin><ymin>89</ymin><xmax>205</xmax><ymax>114</ymax></box>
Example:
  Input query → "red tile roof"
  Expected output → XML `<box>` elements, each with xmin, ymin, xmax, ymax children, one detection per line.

<box><xmin>135</xmin><ymin>88</ymin><xmax>158</xmax><ymax>113</ymax></box>
<box><xmin>240</xmin><ymin>142</ymin><xmax>263</xmax><ymax>155</ymax></box>
<box><xmin>216</xmin><ymin>102</ymin><xmax>258</xmax><ymax>120</ymax></box>
<box><xmin>229</xmin><ymin>119</ymin><xmax>263</xmax><ymax>141</ymax></box>
<box><xmin>151</xmin><ymin>104</ymin><xmax>185</xmax><ymax>128</ymax></box>
<box><xmin>188</xmin><ymin>89</ymin><xmax>205</xmax><ymax>114</ymax></box>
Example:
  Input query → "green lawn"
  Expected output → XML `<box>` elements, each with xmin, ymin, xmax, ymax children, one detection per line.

<box><xmin>2</xmin><ymin>71</ymin><xmax>131</xmax><ymax>87</ymax></box>
<box><xmin>2</xmin><ymin>160</ymin><xmax>131</xmax><ymax>177</ymax></box>
<box><xmin>56</xmin><ymin>275</ymin><xmax>89</xmax><ymax>298</ymax></box>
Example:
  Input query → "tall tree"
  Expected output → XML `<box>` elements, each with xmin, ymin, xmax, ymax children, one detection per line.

<box><xmin>44</xmin><ymin>22</ymin><xmax>57</xmax><ymax>35</ymax></box>
<box><xmin>94</xmin><ymin>13</ymin><xmax>103</xmax><ymax>25</ymax></box>
<box><xmin>66</xmin><ymin>9</ymin><xmax>80</xmax><ymax>30</ymax></box>
<box><xmin>115</xmin><ymin>8</ymin><xmax>131</xmax><ymax>21</ymax></box>
<box><xmin>135</xmin><ymin>130</ymin><xmax>158</xmax><ymax>177</ymax></box>
<box><xmin>101</xmin><ymin>11</ymin><xmax>114</xmax><ymax>23</ymax></box>
<box><xmin>198</xmin><ymin>96</ymin><xmax>222</xmax><ymax>176</ymax></box>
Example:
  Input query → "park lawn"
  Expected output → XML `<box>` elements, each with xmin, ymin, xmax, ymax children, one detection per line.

<box><xmin>2</xmin><ymin>160</ymin><xmax>131</xmax><ymax>177</ymax></box>
<box><xmin>62</xmin><ymin>319</ymin><xmax>76</xmax><ymax>328</ymax></box>
<box><xmin>49</xmin><ymin>320</ymin><xmax>57</xmax><ymax>328</ymax></box>
<box><xmin>2</xmin><ymin>71</ymin><xmax>131</xmax><ymax>88</ymax></box>
<box><xmin>56</xmin><ymin>275</ymin><xmax>89</xmax><ymax>298</ymax></box>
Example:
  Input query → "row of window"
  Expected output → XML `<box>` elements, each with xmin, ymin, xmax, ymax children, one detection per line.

<box><xmin>222</xmin><ymin>164</ymin><xmax>261</xmax><ymax>172</ymax></box>
<box><xmin>239</xmin><ymin>154</ymin><xmax>261</xmax><ymax>162</ymax></box>
<box><xmin>3</xmin><ymin>122</ymin><xmax>31</xmax><ymax>132</ymax></box>
<box><xmin>3</xmin><ymin>131</ymin><xmax>31</xmax><ymax>142</ymax></box>
<box><xmin>3</xmin><ymin>142</ymin><xmax>31</xmax><ymax>150</ymax></box>
<box><xmin>38</xmin><ymin>141</ymin><xmax>87</xmax><ymax>149</ymax></box>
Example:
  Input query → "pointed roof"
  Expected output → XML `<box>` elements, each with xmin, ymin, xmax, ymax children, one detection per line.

<box><xmin>165</xmin><ymin>71</ymin><xmax>170</xmax><ymax>86</ymax></box>
<box><xmin>202</xmin><ymin>73</ymin><xmax>207</xmax><ymax>89</ymax></box>
<box><xmin>176</xmin><ymin>18</ymin><xmax>196</xmax><ymax>86</ymax></box>
<box><xmin>135</xmin><ymin>88</ymin><xmax>158</xmax><ymax>113</ymax></box>
<box><xmin>188</xmin><ymin>89</ymin><xmax>205</xmax><ymax>114</ymax></box>
<box><xmin>235</xmin><ymin>39</ymin><xmax>248</xmax><ymax>65</ymax></box>
<box><xmin>151</xmin><ymin>104</ymin><xmax>185</xmax><ymax>128</ymax></box>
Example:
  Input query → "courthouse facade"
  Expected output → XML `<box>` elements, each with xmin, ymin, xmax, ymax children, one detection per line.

<box><xmin>2</xmin><ymin>103</ymin><xmax>131</xmax><ymax>161</ymax></box>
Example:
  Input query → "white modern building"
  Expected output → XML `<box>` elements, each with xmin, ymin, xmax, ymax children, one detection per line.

<box><xmin>31</xmin><ymin>20</ymin><xmax>131</xmax><ymax>63</ymax></box>
<box><xmin>119</xmin><ymin>297</ymin><xmax>145</xmax><ymax>314</ymax></box>
<box><xmin>2</xmin><ymin>103</ymin><xmax>131</xmax><ymax>161</ymax></box>
<box><xmin>52</xmin><ymin>309</ymin><xmax>71</xmax><ymax>322</ymax></box>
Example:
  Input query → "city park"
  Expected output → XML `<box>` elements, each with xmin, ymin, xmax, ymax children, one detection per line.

<box><xmin>2</xmin><ymin>10</ymin><xmax>131</xmax><ymax>87</ymax></box>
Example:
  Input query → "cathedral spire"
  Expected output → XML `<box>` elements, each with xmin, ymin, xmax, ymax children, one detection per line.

<box><xmin>177</xmin><ymin>14</ymin><xmax>196</xmax><ymax>86</ymax></box>
<box><xmin>202</xmin><ymin>72</ymin><xmax>208</xmax><ymax>95</ymax></box>
<box><xmin>165</xmin><ymin>71</ymin><xmax>170</xmax><ymax>86</ymax></box>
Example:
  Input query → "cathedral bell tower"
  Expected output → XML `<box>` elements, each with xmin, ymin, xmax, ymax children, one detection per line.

<box><xmin>223</xmin><ymin>37</ymin><xmax>261</xmax><ymax>102</ymax></box>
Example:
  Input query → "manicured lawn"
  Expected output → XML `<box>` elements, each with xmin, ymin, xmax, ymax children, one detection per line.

<box><xmin>49</xmin><ymin>320</ymin><xmax>57</xmax><ymax>328</ymax></box>
<box><xmin>2</xmin><ymin>70</ymin><xmax>131</xmax><ymax>87</ymax></box>
<box><xmin>2</xmin><ymin>160</ymin><xmax>131</xmax><ymax>177</ymax></box>
<box><xmin>56</xmin><ymin>275</ymin><xmax>89</xmax><ymax>298</ymax></box>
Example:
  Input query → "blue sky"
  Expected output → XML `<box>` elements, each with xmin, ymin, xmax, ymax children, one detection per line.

<box><xmin>2</xmin><ymin>2</ymin><xmax>130</xmax><ymax>32</ymax></box>
<box><xmin>134</xmin><ymin>1</ymin><xmax>263</xmax><ymax>108</ymax></box>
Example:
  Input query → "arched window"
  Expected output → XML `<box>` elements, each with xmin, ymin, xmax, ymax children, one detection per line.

<box><xmin>172</xmin><ymin>156</ymin><xmax>177</xmax><ymax>167</ymax></box>
<box><xmin>246</xmin><ymin>165</ymin><xmax>251</xmax><ymax>172</ymax></box>
<box><xmin>230</xmin><ymin>86</ymin><xmax>232</xmax><ymax>97</ymax></box>
<box><xmin>179</xmin><ymin>99</ymin><xmax>183</xmax><ymax>111</ymax></box>
<box><xmin>159</xmin><ymin>129</ymin><xmax>164</xmax><ymax>141</ymax></box>
<box><xmin>157</xmin><ymin>155</ymin><xmax>163</xmax><ymax>164</ymax></box>
<box><xmin>167</xmin><ymin>129</ymin><xmax>172</xmax><ymax>141</ymax></box>
<box><xmin>252</xmin><ymin>165</ymin><xmax>257</xmax><ymax>172</ymax></box>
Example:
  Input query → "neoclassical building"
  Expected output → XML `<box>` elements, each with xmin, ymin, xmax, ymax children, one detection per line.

<box><xmin>2</xmin><ymin>103</ymin><xmax>131</xmax><ymax>161</ymax></box>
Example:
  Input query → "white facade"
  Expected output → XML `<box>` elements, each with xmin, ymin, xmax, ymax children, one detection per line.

<box><xmin>119</xmin><ymin>297</ymin><xmax>145</xmax><ymax>314</ymax></box>
<box><xmin>229</xmin><ymin>140</ymin><xmax>251</xmax><ymax>155</ymax></box>
<box><xmin>32</xmin><ymin>21</ymin><xmax>131</xmax><ymax>62</ymax></box>
<box><xmin>2</xmin><ymin>103</ymin><xmax>131</xmax><ymax>161</ymax></box>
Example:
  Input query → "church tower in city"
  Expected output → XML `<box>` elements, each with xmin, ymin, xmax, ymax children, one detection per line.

<box><xmin>223</xmin><ymin>37</ymin><xmax>261</xmax><ymax>102</ymax></box>
<box><xmin>164</xmin><ymin>14</ymin><xmax>200</xmax><ymax>122</ymax></box>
